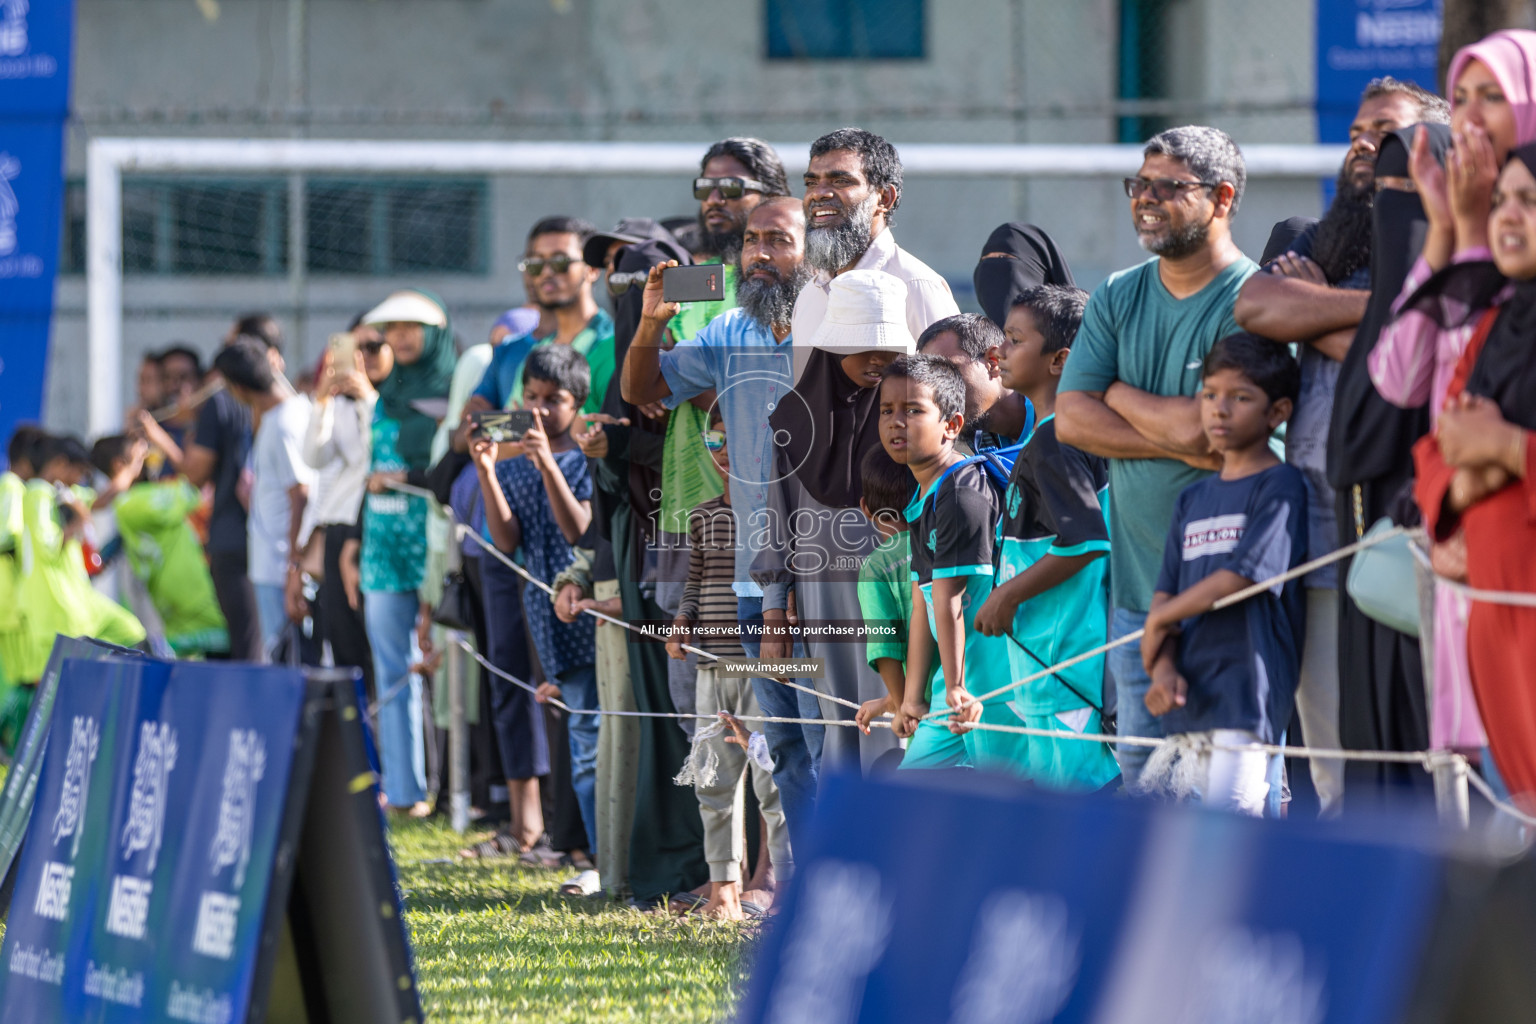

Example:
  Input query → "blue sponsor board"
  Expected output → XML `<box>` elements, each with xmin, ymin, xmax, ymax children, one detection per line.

<box><xmin>1316</xmin><ymin>0</ymin><xmax>1442</xmax><ymax>143</ymax></box>
<box><xmin>0</xmin><ymin>0</ymin><xmax>70</xmax><ymax>467</ymax></box>
<box><xmin>0</xmin><ymin>658</ymin><xmax>417</xmax><ymax>1023</ymax></box>
<box><xmin>739</xmin><ymin>773</ymin><xmax>1445</xmax><ymax>1024</ymax></box>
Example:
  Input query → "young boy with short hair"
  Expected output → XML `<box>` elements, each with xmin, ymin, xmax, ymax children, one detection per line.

<box><xmin>852</xmin><ymin>446</ymin><xmax>921</xmax><ymax>736</ymax></box>
<box><xmin>90</xmin><ymin>435</ymin><xmax>229</xmax><ymax>658</ymax></box>
<box><xmin>1141</xmin><ymin>333</ymin><xmax>1306</xmax><ymax>816</ymax></box>
<box><xmin>666</xmin><ymin>409</ymin><xmax>788</xmax><ymax>920</ymax></box>
<box><xmin>878</xmin><ymin>354</ymin><xmax>1014</xmax><ymax>772</ymax></box>
<box><xmin>472</xmin><ymin>344</ymin><xmax>600</xmax><ymax>882</ymax></box>
<box><xmin>973</xmin><ymin>285</ymin><xmax>1121</xmax><ymax>790</ymax></box>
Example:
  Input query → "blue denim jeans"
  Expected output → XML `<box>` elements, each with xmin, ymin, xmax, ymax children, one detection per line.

<box><xmin>557</xmin><ymin>663</ymin><xmax>600</xmax><ymax>857</ymax></box>
<box><xmin>363</xmin><ymin>590</ymin><xmax>427</xmax><ymax>806</ymax></box>
<box><xmin>738</xmin><ymin>596</ymin><xmax>823</xmax><ymax>851</ymax></box>
<box><xmin>253</xmin><ymin>582</ymin><xmax>288</xmax><ymax>664</ymax></box>
<box><xmin>1108</xmin><ymin>606</ymin><xmax>1166</xmax><ymax>789</ymax></box>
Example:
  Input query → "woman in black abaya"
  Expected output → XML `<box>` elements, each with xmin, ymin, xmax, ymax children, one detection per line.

<box><xmin>1326</xmin><ymin>124</ymin><xmax>1450</xmax><ymax>803</ymax></box>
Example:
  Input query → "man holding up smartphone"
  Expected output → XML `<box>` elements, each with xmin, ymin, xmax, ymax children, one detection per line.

<box><xmin>621</xmin><ymin>197</ymin><xmax>826</xmax><ymax>855</ymax></box>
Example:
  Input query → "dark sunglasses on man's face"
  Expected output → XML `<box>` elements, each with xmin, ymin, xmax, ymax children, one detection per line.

<box><xmin>606</xmin><ymin>270</ymin><xmax>649</xmax><ymax>297</ymax></box>
<box><xmin>1122</xmin><ymin>177</ymin><xmax>1219</xmax><ymax>202</ymax></box>
<box><xmin>518</xmin><ymin>255</ymin><xmax>583</xmax><ymax>276</ymax></box>
<box><xmin>693</xmin><ymin>176</ymin><xmax>771</xmax><ymax>201</ymax></box>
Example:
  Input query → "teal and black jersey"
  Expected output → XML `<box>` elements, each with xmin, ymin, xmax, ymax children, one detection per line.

<box><xmin>994</xmin><ymin>415</ymin><xmax>1113</xmax><ymax>715</ymax></box>
<box><xmin>906</xmin><ymin>460</ymin><xmax>1010</xmax><ymax>705</ymax></box>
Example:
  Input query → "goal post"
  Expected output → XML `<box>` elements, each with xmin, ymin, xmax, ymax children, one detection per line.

<box><xmin>84</xmin><ymin>136</ymin><xmax>1347</xmax><ymax>434</ymax></box>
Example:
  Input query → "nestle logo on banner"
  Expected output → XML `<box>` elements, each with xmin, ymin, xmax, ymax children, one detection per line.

<box><xmin>0</xmin><ymin>153</ymin><xmax>43</xmax><ymax>279</ymax></box>
<box><xmin>31</xmin><ymin>863</ymin><xmax>72</xmax><ymax>922</ymax></box>
<box><xmin>0</xmin><ymin>0</ymin><xmax>55</xmax><ymax>78</ymax></box>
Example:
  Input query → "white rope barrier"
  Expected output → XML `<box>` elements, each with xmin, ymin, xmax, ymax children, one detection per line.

<box><xmin>927</xmin><ymin>525</ymin><xmax>1411</xmax><ymax>723</ymax></box>
<box><xmin>1408</xmin><ymin>538</ymin><xmax>1536</xmax><ymax>608</ymax></box>
<box><xmin>388</xmin><ymin>482</ymin><xmax>1536</xmax><ymax>830</ymax></box>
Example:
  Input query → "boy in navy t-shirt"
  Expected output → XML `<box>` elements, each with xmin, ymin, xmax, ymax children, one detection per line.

<box><xmin>472</xmin><ymin>345</ymin><xmax>600</xmax><ymax>873</ymax></box>
<box><xmin>1141</xmin><ymin>333</ymin><xmax>1306</xmax><ymax>816</ymax></box>
<box><xmin>974</xmin><ymin>285</ymin><xmax>1120</xmax><ymax>792</ymax></box>
<box><xmin>879</xmin><ymin>354</ymin><xmax>1016</xmax><ymax>774</ymax></box>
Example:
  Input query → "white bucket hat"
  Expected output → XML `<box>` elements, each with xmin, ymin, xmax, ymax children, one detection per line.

<box><xmin>806</xmin><ymin>269</ymin><xmax>916</xmax><ymax>354</ymax></box>
<box><xmin>361</xmin><ymin>290</ymin><xmax>448</xmax><ymax>328</ymax></box>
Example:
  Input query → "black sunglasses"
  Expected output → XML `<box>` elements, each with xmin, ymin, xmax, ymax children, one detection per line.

<box><xmin>693</xmin><ymin>176</ymin><xmax>771</xmax><ymax>201</ymax></box>
<box><xmin>359</xmin><ymin>340</ymin><xmax>388</xmax><ymax>355</ymax></box>
<box><xmin>518</xmin><ymin>255</ymin><xmax>583</xmax><ymax>276</ymax></box>
<box><xmin>1122</xmin><ymin>177</ymin><xmax>1220</xmax><ymax>202</ymax></box>
<box><xmin>606</xmin><ymin>270</ymin><xmax>649</xmax><ymax>297</ymax></box>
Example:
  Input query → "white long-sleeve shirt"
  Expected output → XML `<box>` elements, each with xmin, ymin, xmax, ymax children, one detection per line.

<box><xmin>302</xmin><ymin>393</ymin><xmax>374</xmax><ymax>528</ymax></box>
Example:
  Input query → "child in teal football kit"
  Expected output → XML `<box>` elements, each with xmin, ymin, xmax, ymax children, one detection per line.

<box><xmin>879</xmin><ymin>355</ymin><xmax>1016</xmax><ymax>773</ymax></box>
<box><xmin>973</xmin><ymin>286</ymin><xmax>1120</xmax><ymax>791</ymax></box>
<box><xmin>852</xmin><ymin>445</ymin><xmax>924</xmax><ymax>737</ymax></box>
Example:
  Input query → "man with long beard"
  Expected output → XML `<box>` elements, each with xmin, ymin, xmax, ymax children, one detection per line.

<box><xmin>1056</xmin><ymin>125</ymin><xmax>1255</xmax><ymax>791</ymax></box>
<box><xmin>790</xmin><ymin>127</ymin><xmax>958</xmax><ymax>347</ymax></box>
<box><xmin>622</xmin><ymin>197</ymin><xmax>826</xmax><ymax>856</ymax></box>
<box><xmin>1234</xmin><ymin>78</ymin><xmax>1447</xmax><ymax>816</ymax></box>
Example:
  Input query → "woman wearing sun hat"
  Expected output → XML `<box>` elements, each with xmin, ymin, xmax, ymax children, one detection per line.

<box><xmin>356</xmin><ymin>289</ymin><xmax>457</xmax><ymax>815</ymax></box>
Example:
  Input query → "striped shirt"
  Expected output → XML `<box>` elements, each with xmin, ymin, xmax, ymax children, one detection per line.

<box><xmin>679</xmin><ymin>496</ymin><xmax>745</xmax><ymax>657</ymax></box>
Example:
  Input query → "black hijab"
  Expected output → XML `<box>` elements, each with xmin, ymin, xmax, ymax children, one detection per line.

<box><xmin>972</xmin><ymin>223</ymin><xmax>1076</xmax><ymax>328</ymax></box>
<box><xmin>769</xmin><ymin>348</ymin><xmax>882</xmax><ymax>510</ymax></box>
<box><xmin>1464</xmin><ymin>144</ymin><xmax>1536</xmax><ymax>432</ymax></box>
<box><xmin>1326</xmin><ymin>123</ymin><xmax>1451</xmax><ymax>492</ymax></box>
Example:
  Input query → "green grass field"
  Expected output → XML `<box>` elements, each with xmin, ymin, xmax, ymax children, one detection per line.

<box><xmin>391</xmin><ymin>817</ymin><xmax>756</xmax><ymax>1023</ymax></box>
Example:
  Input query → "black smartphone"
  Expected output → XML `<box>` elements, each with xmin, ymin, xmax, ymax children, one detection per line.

<box><xmin>662</xmin><ymin>264</ymin><xmax>725</xmax><ymax>303</ymax></box>
<box><xmin>469</xmin><ymin>409</ymin><xmax>536</xmax><ymax>443</ymax></box>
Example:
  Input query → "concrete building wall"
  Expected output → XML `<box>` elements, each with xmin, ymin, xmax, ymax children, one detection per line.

<box><xmin>48</xmin><ymin>0</ymin><xmax>1323</xmax><ymax>434</ymax></box>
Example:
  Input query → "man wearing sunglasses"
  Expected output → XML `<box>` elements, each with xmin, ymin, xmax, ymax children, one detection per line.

<box><xmin>464</xmin><ymin>216</ymin><xmax>615</xmax><ymax>426</ymax></box>
<box><xmin>1055</xmin><ymin>125</ymin><xmax>1257</xmax><ymax>790</ymax></box>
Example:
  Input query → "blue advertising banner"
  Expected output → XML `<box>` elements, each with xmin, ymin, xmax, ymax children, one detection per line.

<box><xmin>0</xmin><ymin>657</ymin><xmax>309</xmax><ymax>1023</ymax></box>
<box><xmin>1316</xmin><ymin>0</ymin><xmax>1442</xmax><ymax>142</ymax></box>
<box><xmin>738</xmin><ymin>774</ymin><xmax>1446</xmax><ymax>1024</ymax></box>
<box><xmin>0</xmin><ymin>0</ymin><xmax>71</xmax><ymax>468</ymax></box>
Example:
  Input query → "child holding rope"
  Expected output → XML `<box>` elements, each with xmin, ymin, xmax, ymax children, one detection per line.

<box><xmin>880</xmin><ymin>355</ymin><xmax>1016</xmax><ymax>773</ymax></box>
<box><xmin>1141</xmin><ymin>334</ymin><xmax>1306</xmax><ymax>815</ymax></box>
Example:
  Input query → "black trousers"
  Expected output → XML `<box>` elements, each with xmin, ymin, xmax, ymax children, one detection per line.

<box><xmin>208</xmin><ymin>547</ymin><xmax>262</xmax><ymax>662</ymax></box>
<box><xmin>319</xmin><ymin>525</ymin><xmax>376</xmax><ymax>700</ymax></box>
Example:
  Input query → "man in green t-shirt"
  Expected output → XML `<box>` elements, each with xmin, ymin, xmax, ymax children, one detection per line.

<box><xmin>1056</xmin><ymin>125</ymin><xmax>1257</xmax><ymax>787</ymax></box>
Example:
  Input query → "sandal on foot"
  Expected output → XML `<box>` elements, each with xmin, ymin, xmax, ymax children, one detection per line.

<box><xmin>458</xmin><ymin>831</ymin><xmax>523</xmax><ymax>860</ymax></box>
<box><xmin>559</xmin><ymin>869</ymin><xmax>602</xmax><ymax>897</ymax></box>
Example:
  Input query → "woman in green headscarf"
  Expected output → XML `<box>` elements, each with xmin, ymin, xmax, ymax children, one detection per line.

<box><xmin>358</xmin><ymin>289</ymin><xmax>457</xmax><ymax>813</ymax></box>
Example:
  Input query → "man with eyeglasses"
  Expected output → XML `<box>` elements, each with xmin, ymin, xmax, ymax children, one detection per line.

<box><xmin>1056</xmin><ymin>125</ymin><xmax>1257</xmax><ymax>790</ymax></box>
<box><xmin>1232</xmin><ymin>79</ymin><xmax>1447</xmax><ymax>817</ymax></box>
<box><xmin>791</xmin><ymin>127</ymin><xmax>958</xmax><ymax>351</ymax></box>
<box><xmin>465</xmin><ymin>216</ymin><xmax>615</xmax><ymax>419</ymax></box>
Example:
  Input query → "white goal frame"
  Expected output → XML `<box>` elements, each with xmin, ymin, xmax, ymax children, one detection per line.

<box><xmin>85</xmin><ymin>137</ymin><xmax>1346</xmax><ymax>434</ymax></box>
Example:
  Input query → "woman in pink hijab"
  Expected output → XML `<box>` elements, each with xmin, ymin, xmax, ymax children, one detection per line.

<box><xmin>1370</xmin><ymin>28</ymin><xmax>1536</xmax><ymax>757</ymax></box>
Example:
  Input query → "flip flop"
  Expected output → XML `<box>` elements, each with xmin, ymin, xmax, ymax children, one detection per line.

<box><xmin>669</xmin><ymin>891</ymin><xmax>709</xmax><ymax>914</ymax></box>
<box><xmin>457</xmin><ymin>831</ymin><xmax>523</xmax><ymax>861</ymax></box>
